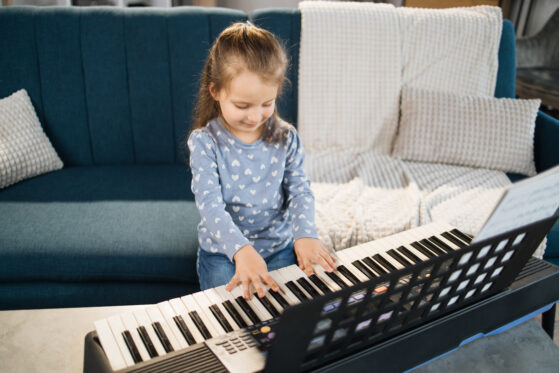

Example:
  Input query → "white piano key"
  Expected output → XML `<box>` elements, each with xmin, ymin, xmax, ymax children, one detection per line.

<box><xmin>336</xmin><ymin>251</ymin><xmax>370</xmax><ymax>282</ymax></box>
<box><xmin>426</xmin><ymin>225</ymin><xmax>461</xmax><ymax>251</ymax></box>
<box><xmin>94</xmin><ymin>319</ymin><xmax>128</xmax><ymax>371</ymax></box>
<box><xmin>311</xmin><ymin>265</ymin><xmax>342</xmax><ymax>291</ymax></box>
<box><xmin>145</xmin><ymin>305</ymin><xmax>181</xmax><ymax>352</ymax></box>
<box><xmin>277</xmin><ymin>267</ymin><xmax>314</xmax><ymax>299</ymax></box>
<box><xmin>156</xmin><ymin>301</ymin><xmax>189</xmax><ymax>349</ymax></box>
<box><xmin>268</xmin><ymin>270</ymin><xmax>300</xmax><ymax>305</ymax></box>
<box><xmin>229</xmin><ymin>285</ymin><xmax>273</xmax><ymax>321</ymax></box>
<box><xmin>191</xmin><ymin>292</ymin><xmax>228</xmax><ymax>336</ymax></box>
<box><xmin>284</xmin><ymin>265</ymin><xmax>326</xmax><ymax>295</ymax></box>
<box><xmin>213</xmin><ymin>286</ymin><xmax>255</xmax><ymax>326</ymax></box>
<box><xmin>132</xmin><ymin>308</ymin><xmax>166</xmax><ymax>357</ymax></box>
<box><xmin>338</xmin><ymin>246</ymin><xmax>377</xmax><ymax>279</ymax></box>
<box><xmin>121</xmin><ymin>312</ymin><xmax>151</xmax><ymax>362</ymax></box>
<box><xmin>106</xmin><ymin>315</ymin><xmax>135</xmax><ymax>367</ymax></box>
<box><xmin>260</xmin><ymin>285</ymin><xmax>287</xmax><ymax>313</ymax></box>
<box><xmin>168</xmin><ymin>297</ymin><xmax>205</xmax><ymax>343</ymax></box>
<box><xmin>181</xmin><ymin>295</ymin><xmax>220</xmax><ymax>339</ymax></box>
<box><xmin>203</xmin><ymin>289</ymin><xmax>242</xmax><ymax>330</ymax></box>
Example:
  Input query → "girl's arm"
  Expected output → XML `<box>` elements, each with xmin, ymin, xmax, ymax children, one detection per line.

<box><xmin>283</xmin><ymin>129</ymin><xmax>337</xmax><ymax>275</ymax></box>
<box><xmin>188</xmin><ymin>130</ymin><xmax>250</xmax><ymax>260</ymax></box>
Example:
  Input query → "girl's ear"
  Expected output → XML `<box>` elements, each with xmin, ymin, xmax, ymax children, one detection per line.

<box><xmin>209</xmin><ymin>83</ymin><xmax>220</xmax><ymax>101</ymax></box>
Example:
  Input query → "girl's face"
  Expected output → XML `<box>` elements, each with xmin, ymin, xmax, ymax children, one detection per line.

<box><xmin>211</xmin><ymin>70</ymin><xmax>278</xmax><ymax>143</ymax></box>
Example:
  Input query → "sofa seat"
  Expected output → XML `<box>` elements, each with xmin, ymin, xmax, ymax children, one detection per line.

<box><xmin>0</xmin><ymin>165</ymin><xmax>200</xmax><ymax>284</ymax></box>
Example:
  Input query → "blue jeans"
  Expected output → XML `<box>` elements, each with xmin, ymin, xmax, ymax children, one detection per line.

<box><xmin>197</xmin><ymin>242</ymin><xmax>296</xmax><ymax>290</ymax></box>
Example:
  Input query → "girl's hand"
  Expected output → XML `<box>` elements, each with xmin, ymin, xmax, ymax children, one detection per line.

<box><xmin>294</xmin><ymin>238</ymin><xmax>337</xmax><ymax>276</ymax></box>
<box><xmin>226</xmin><ymin>245</ymin><xmax>279</xmax><ymax>299</ymax></box>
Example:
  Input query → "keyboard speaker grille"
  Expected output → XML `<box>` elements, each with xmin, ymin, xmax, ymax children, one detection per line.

<box><xmin>130</xmin><ymin>344</ymin><xmax>227</xmax><ymax>373</ymax></box>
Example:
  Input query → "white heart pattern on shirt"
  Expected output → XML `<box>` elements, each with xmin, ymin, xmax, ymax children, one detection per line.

<box><xmin>232</xmin><ymin>159</ymin><xmax>240</xmax><ymax>167</ymax></box>
<box><xmin>232</xmin><ymin>175</ymin><xmax>239</xmax><ymax>181</ymax></box>
<box><xmin>244</xmin><ymin>168</ymin><xmax>252</xmax><ymax>175</ymax></box>
<box><xmin>232</xmin><ymin>196</ymin><xmax>241</xmax><ymax>202</ymax></box>
<box><xmin>232</xmin><ymin>206</ymin><xmax>240</xmax><ymax>212</ymax></box>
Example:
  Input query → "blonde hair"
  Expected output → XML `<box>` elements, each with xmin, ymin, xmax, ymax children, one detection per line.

<box><xmin>192</xmin><ymin>22</ymin><xmax>289</xmax><ymax>143</ymax></box>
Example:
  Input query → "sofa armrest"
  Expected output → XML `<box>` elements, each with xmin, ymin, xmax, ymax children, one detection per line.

<box><xmin>534</xmin><ymin>110</ymin><xmax>559</xmax><ymax>173</ymax></box>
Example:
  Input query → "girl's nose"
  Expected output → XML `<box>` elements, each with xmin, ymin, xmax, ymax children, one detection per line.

<box><xmin>247</xmin><ymin>108</ymin><xmax>262</xmax><ymax>123</ymax></box>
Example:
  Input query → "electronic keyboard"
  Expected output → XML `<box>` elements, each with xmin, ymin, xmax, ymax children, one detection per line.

<box><xmin>84</xmin><ymin>219</ymin><xmax>559</xmax><ymax>373</ymax></box>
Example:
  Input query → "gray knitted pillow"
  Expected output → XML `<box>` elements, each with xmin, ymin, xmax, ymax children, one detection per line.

<box><xmin>0</xmin><ymin>89</ymin><xmax>63</xmax><ymax>189</ymax></box>
<box><xmin>392</xmin><ymin>87</ymin><xmax>539</xmax><ymax>176</ymax></box>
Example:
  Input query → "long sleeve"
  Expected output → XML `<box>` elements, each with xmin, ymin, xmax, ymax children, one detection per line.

<box><xmin>188</xmin><ymin>130</ymin><xmax>250</xmax><ymax>261</ymax></box>
<box><xmin>283</xmin><ymin>129</ymin><xmax>319</xmax><ymax>240</ymax></box>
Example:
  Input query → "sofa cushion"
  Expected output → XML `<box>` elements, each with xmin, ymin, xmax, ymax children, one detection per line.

<box><xmin>393</xmin><ymin>87</ymin><xmax>540</xmax><ymax>176</ymax></box>
<box><xmin>0</xmin><ymin>89</ymin><xmax>63</xmax><ymax>189</ymax></box>
<box><xmin>0</xmin><ymin>165</ymin><xmax>200</xmax><ymax>283</ymax></box>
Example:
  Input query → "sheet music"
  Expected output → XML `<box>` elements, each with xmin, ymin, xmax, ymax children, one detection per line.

<box><xmin>474</xmin><ymin>165</ymin><xmax>559</xmax><ymax>242</ymax></box>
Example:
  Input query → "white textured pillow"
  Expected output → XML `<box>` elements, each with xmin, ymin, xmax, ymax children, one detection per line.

<box><xmin>0</xmin><ymin>89</ymin><xmax>63</xmax><ymax>188</ymax></box>
<box><xmin>392</xmin><ymin>87</ymin><xmax>540</xmax><ymax>176</ymax></box>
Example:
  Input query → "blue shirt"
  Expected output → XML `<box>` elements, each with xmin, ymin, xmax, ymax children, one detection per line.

<box><xmin>188</xmin><ymin>117</ymin><xmax>318</xmax><ymax>261</ymax></box>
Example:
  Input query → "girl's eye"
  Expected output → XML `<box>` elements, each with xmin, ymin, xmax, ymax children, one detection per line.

<box><xmin>263</xmin><ymin>103</ymin><xmax>273</xmax><ymax>107</ymax></box>
<box><xmin>235</xmin><ymin>105</ymin><xmax>248</xmax><ymax>110</ymax></box>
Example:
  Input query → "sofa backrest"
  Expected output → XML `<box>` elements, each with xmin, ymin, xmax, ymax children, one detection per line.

<box><xmin>0</xmin><ymin>6</ymin><xmax>516</xmax><ymax>166</ymax></box>
<box><xmin>0</xmin><ymin>6</ymin><xmax>246</xmax><ymax>166</ymax></box>
<box><xmin>251</xmin><ymin>8</ymin><xmax>518</xmax><ymax>127</ymax></box>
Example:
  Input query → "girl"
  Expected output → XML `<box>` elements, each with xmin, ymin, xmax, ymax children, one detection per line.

<box><xmin>187</xmin><ymin>22</ymin><xmax>336</xmax><ymax>300</ymax></box>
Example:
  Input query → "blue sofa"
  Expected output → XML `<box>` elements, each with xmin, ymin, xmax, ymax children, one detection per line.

<box><xmin>1</xmin><ymin>6</ymin><xmax>558</xmax><ymax>310</ymax></box>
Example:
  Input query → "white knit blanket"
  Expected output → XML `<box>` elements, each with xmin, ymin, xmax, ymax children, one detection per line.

<box><xmin>298</xmin><ymin>3</ymin><xmax>546</xmax><ymax>257</ymax></box>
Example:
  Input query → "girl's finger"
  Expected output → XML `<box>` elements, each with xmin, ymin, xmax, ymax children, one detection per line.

<box><xmin>251</xmin><ymin>276</ymin><xmax>265</xmax><ymax>298</ymax></box>
<box><xmin>318</xmin><ymin>256</ymin><xmax>333</xmax><ymax>273</ymax></box>
<box><xmin>303</xmin><ymin>260</ymin><xmax>314</xmax><ymax>276</ymax></box>
<box><xmin>226</xmin><ymin>275</ymin><xmax>240</xmax><ymax>292</ymax></box>
<box><xmin>262</xmin><ymin>274</ymin><xmax>280</xmax><ymax>292</ymax></box>
<box><xmin>242</xmin><ymin>278</ymin><xmax>251</xmax><ymax>300</ymax></box>
<box><xmin>321</xmin><ymin>250</ymin><xmax>337</xmax><ymax>272</ymax></box>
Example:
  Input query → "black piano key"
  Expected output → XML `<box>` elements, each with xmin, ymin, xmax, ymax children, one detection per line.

<box><xmin>428</xmin><ymin>236</ymin><xmax>454</xmax><ymax>253</ymax></box>
<box><xmin>285</xmin><ymin>281</ymin><xmax>310</xmax><ymax>301</ymax></box>
<box><xmin>387</xmin><ymin>249</ymin><xmax>413</xmax><ymax>267</ymax></box>
<box><xmin>255</xmin><ymin>295</ymin><xmax>280</xmax><ymax>317</ymax></box>
<box><xmin>235</xmin><ymin>297</ymin><xmax>261</xmax><ymax>324</ymax></box>
<box><xmin>209</xmin><ymin>305</ymin><xmax>234</xmax><ymax>333</ymax></box>
<box><xmin>442</xmin><ymin>231</ymin><xmax>468</xmax><ymax>248</ymax></box>
<box><xmin>420</xmin><ymin>239</ymin><xmax>446</xmax><ymax>255</ymax></box>
<box><xmin>172</xmin><ymin>316</ymin><xmax>197</xmax><ymax>345</ymax></box>
<box><xmin>411</xmin><ymin>241</ymin><xmax>436</xmax><ymax>259</ymax></box>
<box><xmin>352</xmin><ymin>260</ymin><xmax>377</xmax><ymax>279</ymax></box>
<box><xmin>152</xmin><ymin>322</ymin><xmax>174</xmax><ymax>353</ymax></box>
<box><xmin>397</xmin><ymin>246</ymin><xmax>422</xmax><ymax>264</ymax></box>
<box><xmin>363</xmin><ymin>257</ymin><xmax>388</xmax><ymax>275</ymax></box>
<box><xmin>337</xmin><ymin>265</ymin><xmax>361</xmax><ymax>285</ymax></box>
<box><xmin>451</xmin><ymin>228</ymin><xmax>473</xmax><ymax>243</ymax></box>
<box><xmin>297</xmin><ymin>277</ymin><xmax>321</xmax><ymax>297</ymax></box>
<box><xmin>122</xmin><ymin>330</ymin><xmax>143</xmax><ymax>363</ymax></box>
<box><xmin>268</xmin><ymin>289</ymin><xmax>291</xmax><ymax>309</ymax></box>
<box><xmin>309</xmin><ymin>274</ymin><xmax>333</xmax><ymax>293</ymax></box>
<box><xmin>325</xmin><ymin>271</ymin><xmax>350</xmax><ymax>289</ymax></box>
<box><xmin>188</xmin><ymin>311</ymin><xmax>213</xmax><ymax>340</ymax></box>
<box><xmin>137</xmin><ymin>326</ymin><xmax>158</xmax><ymax>358</ymax></box>
<box><xmin>373</xmin><ymin>254</ymin><xmax>397</xmax><ymax>272</ymax></box>
<box><xmin>223</xmin><ymin>300</ymin><xmax>248</xmax><ymax>328</ymax></box>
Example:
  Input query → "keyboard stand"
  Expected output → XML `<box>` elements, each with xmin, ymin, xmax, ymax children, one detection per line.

<box><xmin>263</xmin><ymin>216</ymin><xmax>559</xmax><ymax>372</ymax></box>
